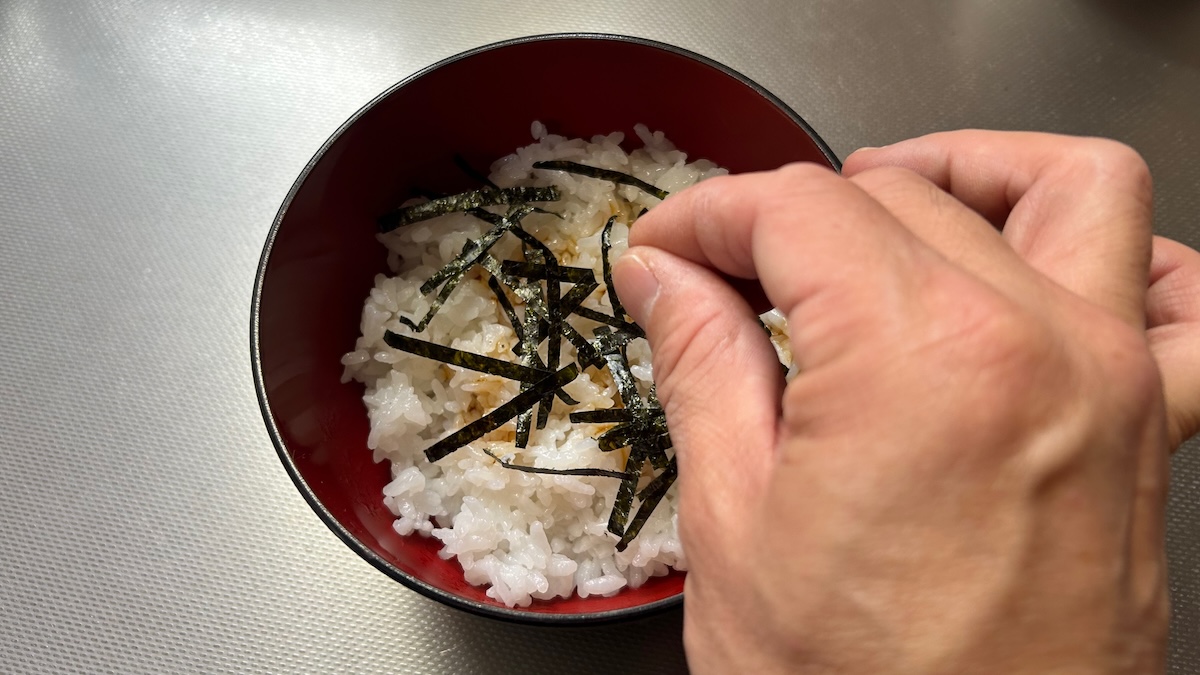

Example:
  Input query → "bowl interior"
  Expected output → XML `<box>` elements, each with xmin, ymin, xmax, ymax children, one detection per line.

<box><xmin>255</xmin><ymin>34</ymin><xmax>837</xmax><ymax>620</ymax></box>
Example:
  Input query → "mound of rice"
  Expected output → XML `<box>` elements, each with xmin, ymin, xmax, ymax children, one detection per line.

<box><xmin>341</xmin><ymin>123</ymin><xmax>727</xmax><ymax>607</ymax></box>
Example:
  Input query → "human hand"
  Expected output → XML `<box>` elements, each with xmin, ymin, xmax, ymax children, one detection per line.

<box><xmin>611</xmin><ymin>131</ymin><xmax>1200</xmax><ymax>674</ymax></box>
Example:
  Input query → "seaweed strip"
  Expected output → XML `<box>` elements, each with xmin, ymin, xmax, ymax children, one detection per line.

<box><xmin>601</xmin><ymin>215</ymin><xmax>628</xmax><ymax>322</ymax></box>
<box><xmin>397</xmin><ymin>268</ymin><xmax>467</xmax><ymax>332</ymax></box>
<box><xmin>559</xmin><ymin>278</ymin><xmax>600</xmax><ymax>315</ymax></box>
<box><xmin>532</xmin><ymin>161</ymin><xmax>669</xmax><ymax>201</ymax></box>
<box><xmin>499</xmin><ymin>261</ymin><xmax>596</xmax><ymax>284</ymax></box>
<box><xmin>383</xmin><ymin>331</ymin><xmax>550</xmax><ymax>383</ymax></box>
<box><xmin>419</xmin><ymin>205</ymin><xmax>533</xmax><ymax>295</ymax></box>
<box><xmin>572</xmin><ymin>306</ymin><xmax>645</xmax><ymax>338</ymax></box>
<box><xmin>562</xmin><ymin>321</ymin><xmax>603</xmax><ymax>369</ymax></box>
<box><xmin>480</xmin><ymin>447</ymin><xmax>633</xmax><ymax>480</ymax></box>
<box><xmin>607</xmin><ymin>444</ymin><xmax>645</xmax><ymax>536</ymax></box>
<box><xmin>379</xmin><ymin>186</ymin><xmax>559</xmax><ymax>232</ymax></box>
<box><xmin>497</xmin><ymin>256</ymin><xmax>607</xmax><ymax>366</ymax></box>
<box><xmin>616</xmin><ymin>458</ymin><xmax>678</xmax><ymax>551</ymax></box>
<box><xmin>487</xmin><ymin>275</ymin><xmax>523</xmax><ymax>343</ymax></box>
<box><xmin>452</xmin><ymin>156</ymin><xmax>563</xmax><ymax>219</ymax></box>
<box><xmin>598</xmin><ymin>422</ymin><xmax>645</xmax><ymax>453</ymax></box>
<box><xmin>516</xmin><ymin>256</ymin><xmax>549</xmax><ymax>442</ymax></box>
<box><xmin>603</xmin><ymin>350</ymin><xmax>645</xmax><ymax>413</ymax></box>
<box><xmin>424</xmin><ymin>364</ymin><xmax>579</xmax><ymax>462</ymax></box>
<box><xmin>646</xmin><ymin>431</ymin><xmax>672</xmax><ymax>470</ymax></box>
<box><xmin>516</xmin><ymin>235</ymin><xmax>560</xmax><ymax>430</ymax></box>
<box><xmin>453</xmin><ymin>154</ymin><xmax>499</xmax><ymax>190</ymax></box>
<box><xmin>569</xmin><ymin>409</ymin><xmax>633</xmax><ymax>424</ymax></box>
<box><xmin>515</xmin><ymin>409</ymin><xmax>533</xmax><ymax>449</ymax></box>
<box><xmin>589</xmin><ymin>326</ymin><xmax>635</xmax><ymax>359</ymax></box>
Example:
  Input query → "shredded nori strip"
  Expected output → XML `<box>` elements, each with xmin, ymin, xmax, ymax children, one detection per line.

<box><xmin>601</xmin><ymin>215</ymin><xmax>628</xmax><ymax>322</ymax></box>
<box><xmin>397</xmin><ymin>268</ymin><xmax>467</xmax><ymax>333</ymax></box>
<box><xmin>598</xmin><ymin>422</ymin><xmax>646</xmax><ymax>453</ymax></box>
<box><xmin>616</xmin><ymin>457</ymin><xmax>678</xmax><ymax>551</ymax></box>
<box><xmin>479</xmin><ymin>447</ymin><xmax>633</xmax><ymax>480</ymax></box>
<box><xmin>515</xmin><ymin>407</ymin><xmax>533</xmax><ymax>449</ymax></box>
<box><xmin>379</xmin><ymin>186</ymin><xmax>559</xmax><ymax>232</ymax></box>
<box><xmin>499</xmin><ymin>261</ymin><xmax>596</xmax><ymax>284</ymax></box>
<box><xmin>512</xmin><ymin>233</ymin><xmax>561</xmax><ymax>430</ymax></box>
<box><xmin>487</xmin><ymin>275</ymin><xmax>524</xmax><ymax>343</ymax></box>
<box><xmin>559</xmin><ymin>277</ymin><xmax>600</xmax><ymax>314</ymax></box>
<box><xmin>572</xmin><ymin>305</ymin><xmax>645</xmax><ymax>338</ymax></box>
<box><xmin>589</xmin><ymin>326</ymin><xmax>636</xmax><ymax>359</ymax></box>
<box><xmin>424</xmin><ymin>364</ymin><xmax>579</xmax><ymax>462</ymax></box>
<box><xmin>419</xmin><ymin>205</ymin><xmax>533</xmax><ymax>295</ymax></box>
<box><xmin>562</xmin><ymin>322</ymin><xmax>603</xmax><ymax>370</ymax></box>
<box><xmin>453</xmin><ymin>154</ymin><xmax>499</xmax><ymax>190</ymax></box>
<box><xmin>532</xmin><ymin>160</ymin><xmax>669</xmax><ymax>200</ymax></box>
<box><xmin>607</xmin><ymin>444</ymin><xmax>646</xmax><ymax>536</ymax></box>
<box><xmin>452</xmin><ymin>155</ymin><xmax>563</xmax><ymax>218</ymax></box>
<box><xmin>604</xmin><ymin>350</ymin><xmax>645</xmax><ymax>414</ymax></box>
<box><xmin>383</xmin><ymin>331</ymin><xmax>551</xmax><ymax>383</ymax></box>
<box><xmin>569</xmin><ymin>409</ymin><xmax>633</xmax><ymax>424</ymax></box>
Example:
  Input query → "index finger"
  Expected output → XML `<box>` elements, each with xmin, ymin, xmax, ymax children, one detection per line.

<box><xmin>843</xmin><ymin>131</ymin><xmax>1154</xmax><ymax>327</ymax></box>
<box><xmin>629</xmin><ymin>163</ymin><xmax>945</xmax><ymax>369</ymax></box>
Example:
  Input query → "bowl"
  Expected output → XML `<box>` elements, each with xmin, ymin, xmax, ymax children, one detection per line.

<box><xmin>251</xmin><ymin>32</ymin><xmax>839</xmax><ymax>624</ymax></box>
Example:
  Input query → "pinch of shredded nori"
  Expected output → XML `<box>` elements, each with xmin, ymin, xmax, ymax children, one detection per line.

<box><xmin>532</xmin><ymin>160</ymin><xmax>669</xmax><ymax>200</ymax></box>
<box><xmin>480</xmin><ymin>447</ymin><xmax>634</xmax><ymax>480</ymax></box>
<box><xmin>424</xmin><ymin>364</ymin><xmax>579</xmax><ymax>462</ymax></box>
<box><xmin>379</xmin><ymin>186</ymin><xmax>559</xmax><ymax>232</ymax></box>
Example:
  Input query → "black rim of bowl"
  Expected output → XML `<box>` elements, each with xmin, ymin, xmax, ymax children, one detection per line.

<box><xmin>250</xmin><ymin>32</ymin><xmax>840</xmax><ymax>626</ymax></box>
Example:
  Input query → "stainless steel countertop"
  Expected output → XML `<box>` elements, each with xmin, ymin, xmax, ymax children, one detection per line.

<box><xmin>2</xmin><ymin>1</ymin><xmax>1197</xmax><ymax>672</ymax></box>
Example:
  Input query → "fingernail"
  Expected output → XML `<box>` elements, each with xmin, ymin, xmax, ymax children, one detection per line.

<box><xmin>613</xmin><ymin>252</ymin><xmax>660</xmax><ymax>327</ymax></box>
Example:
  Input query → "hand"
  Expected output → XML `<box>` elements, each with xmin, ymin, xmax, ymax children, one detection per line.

<box><xmin>612</xmin><ymin>131</ymin><xmax>1200</xmax><ymax>674</ymax></box>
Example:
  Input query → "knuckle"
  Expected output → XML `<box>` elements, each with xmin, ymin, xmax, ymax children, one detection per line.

<box><xmin>939</xmin><ymin>296</ymin><xmax>1058</xmax><ymax>404</ymax></box>
<box><xmin>687</xmin><ymin>175</ymin><xmax>757</xmax><ymax>270</ymax></box>
<box><xmin>1089</xmin><ymin>317</ymin><xmax>1163</xmax><ymax>414</ymax></box>
<box><xmin>775</xmin><ymin>160</ymin><xmax>838</xmax><ymax>185</ymax></box>
<box><xmin>1068</xmin><ymin>137</ymin><xmax>1154</xmax><ymax>200</ymax></box>
<box><xmin>849</xmin><ymin>165</ymin><xmax>924</xmax><ymax>192</ymax></box>
<box><xmin>850</xmin><ymin>165</ymin><xmax>950</xmax><ymax>214</ymax></box>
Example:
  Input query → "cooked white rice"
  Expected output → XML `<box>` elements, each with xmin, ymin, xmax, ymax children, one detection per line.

<box><xmin>341</xmin><ymin>123</ymin><xmax>727</xmax><ymax>607</ymax></box>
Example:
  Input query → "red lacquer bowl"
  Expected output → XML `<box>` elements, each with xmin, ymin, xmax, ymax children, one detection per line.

<box><xmin>251</xmin><ymin>33</ymin><xmax>838</xmax><ymax>624</ymax></box>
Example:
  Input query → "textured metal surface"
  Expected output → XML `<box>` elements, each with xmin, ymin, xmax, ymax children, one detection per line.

<box><xmin>1</xmin><ymin>0</ymin><xmax>1197</xmax><ymax>672</ymax></box>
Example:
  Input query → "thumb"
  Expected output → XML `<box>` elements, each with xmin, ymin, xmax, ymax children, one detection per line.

<box><xmin>613</xmin><ymin>246</ymin><xmax>784</xmax><ymax>532</ymax></box>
